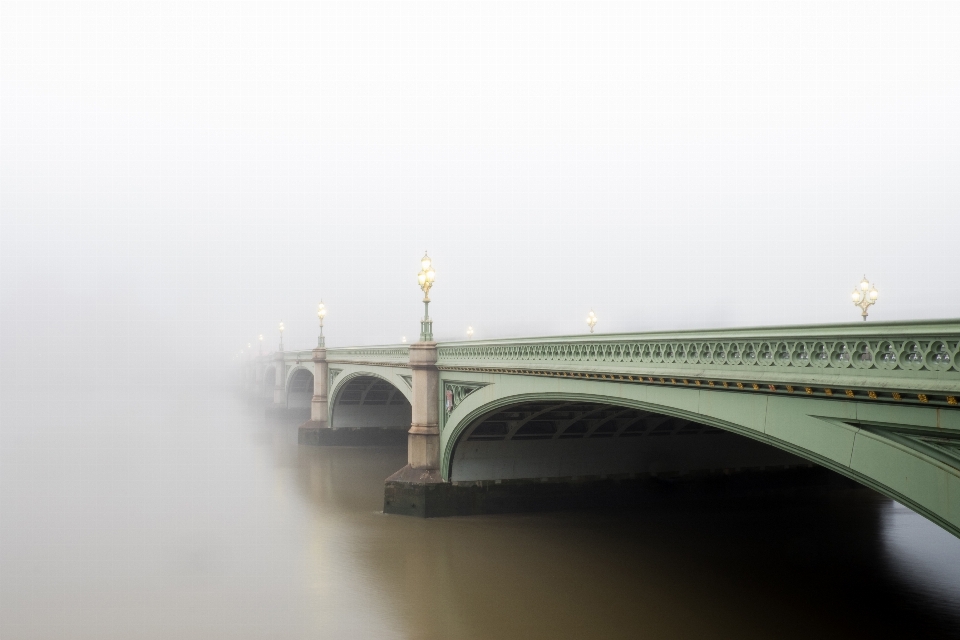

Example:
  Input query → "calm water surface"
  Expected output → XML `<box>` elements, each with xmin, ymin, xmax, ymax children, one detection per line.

<box><xmin>2</xmin><ymin>386</ymin><xmax>959</xmax><ymax>639</ymax></box>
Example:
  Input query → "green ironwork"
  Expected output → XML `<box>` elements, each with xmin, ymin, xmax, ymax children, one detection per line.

<box><xmin>327</xmin><ymin>346</ymin><xmax>410</xmax><ymax>367</ymax></box>
<box><xmin>328</xmin><ymin>367</ymin><xmax>342</xmax><ymax>391</ymax></box>
<box><xmin>434</xmin><ymin>320</ymin><xmax>959</xmax><ymax>399</ymax></box>
<box><xmin>442</xmin><ymin>381</ymin><xmax>489</xmax><ymax>427</ymax></box>
<box><xmin>421</xmin><ymin>300</ymin><xmax>434</xmax><ymax>342</ymax></box>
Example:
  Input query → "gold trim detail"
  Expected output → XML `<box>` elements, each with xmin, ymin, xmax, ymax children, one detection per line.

<box><xmin>918</xmin><ymin>394</ymin><xmax>928</xmax><ymax>403</ymax></box>
<box><xmin>868</xmin><ymin>391</ymin><xmax>878</xmax><ymax>399</ymax></box>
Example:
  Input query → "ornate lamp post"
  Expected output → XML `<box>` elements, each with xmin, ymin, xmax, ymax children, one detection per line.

<box><xmin>586</xmin><ymin>310</ymin><xmax>598</xmax><ymax>333</ymax></box>
<box><xmin>417</xmin><ymin>251</ymin><xmax>436</xmax><ymax>341</ymax></box>
<box><xmin>407</xmin><ymin>252</ymin><xmax>441</xmax><ymax>475</ymax></box>
<box><xmin>851</xmin><ymin>276</ymin><xmax>879</xmax><ymax>321</ymax></box>
<box><xmin>466</xmin><ymin>326</ymin><xmax>474</xmax><ymax>340</ymax></box>
<box><xmin>317</xmin><ymin>301</ymin><xmax>327</xmax><ymax>347</ymax></box>
<box><xmin>278</xmin><ymin>320</ymin><xmax>285</xmax><ymax>351</ymax></box>
<box><xmin>401</xmin><ymin>336</ymin><xmax>407</xmax><ymax>344</ymax></box>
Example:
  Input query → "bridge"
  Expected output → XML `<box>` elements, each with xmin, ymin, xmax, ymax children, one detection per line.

<box><xmin>240</xmin><ymin>320</ymin><xmax>960</xmax><ymax>538</ymax></box>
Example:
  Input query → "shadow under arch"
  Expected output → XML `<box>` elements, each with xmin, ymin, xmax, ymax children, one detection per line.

<box><xmin>447</xmin><ymin>393</ymin><xmax>804</xmax><ymax>481</ymax></box>
<box><xmin>442</xmin><ymin>390</ymin><xmax>960</xmax><ymax>538</ymax></box>
<box><xmin>329</xmin><ymin>373</ymin><xmax>412</xmax><ymax>430</ymax></box>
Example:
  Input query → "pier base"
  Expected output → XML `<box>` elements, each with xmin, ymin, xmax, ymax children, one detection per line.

<box><xmin>298</xmin><ymin>421</ymin><xmax>407</xmax><ymax>446</ymax></box>
<box><xmin>383</xmin><ymin>465</ymin><xmax>853</xmax><ymax>518</ymax></box>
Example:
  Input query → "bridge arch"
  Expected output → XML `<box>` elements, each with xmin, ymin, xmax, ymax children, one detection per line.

<box><xmin>440</xmin><ymin>375</ymin><xmax>960</xmax><ymax>538</ymax></box>
<box><xmin>446</xmin><ymin>394</ymin><xmax>805</xmax><ymax>483</ymax></box>
<box><xmin>285</xmin><ymin>366</ymin><xmax>314</xmax><ymax>409</ymax></box>
<box><xmin>329</xmin><ymin>370</ymin><xmax>412</xmax><ymax>430</ymax></box>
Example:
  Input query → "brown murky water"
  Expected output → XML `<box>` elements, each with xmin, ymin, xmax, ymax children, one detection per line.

<box><xmin>2</xmin><ymin>386</ymin><xmax>959</xmax><ymax>639</ymax></box>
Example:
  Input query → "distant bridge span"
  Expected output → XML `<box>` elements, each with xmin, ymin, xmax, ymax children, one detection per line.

<box><xmin>241</xmin><ymin>320</ymin><xmax>960</xmax><ymax>536</ymax></box>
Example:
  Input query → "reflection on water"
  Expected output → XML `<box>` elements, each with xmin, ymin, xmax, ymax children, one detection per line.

<box><xmin>1</xmin><ymin>387</ymin><xmax>959</xmax><ymax>639</ymax></box>
<box><xmin>882</xmin><ymin>501</ymin><xmax>960</xmax><ymax>621</ymax></box>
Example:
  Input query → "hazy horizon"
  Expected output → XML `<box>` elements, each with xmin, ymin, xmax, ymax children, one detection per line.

<box><xmin>2</xmin><ymin>1</ymin><xmax>958</xmax><ymax>374</ymax></box>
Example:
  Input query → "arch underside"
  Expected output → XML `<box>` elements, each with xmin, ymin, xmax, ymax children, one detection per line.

<box><xmin>441</xmin><ymin>383</ymin><xmax>960</xmax><ymax>538</ymax></box>
<box><xmin>331</xmin><ymin>375</ymin><xmax>411</xmax><ymax>429</ymax></box>
<box><xmin>452</xmin><ymin>400</ymin><xmax>806</xmax><ymax>482</ymax></box>
<box><xmin>286</xmin><ymin>368</ymin><xmax>314</xmax><ymax>409</ymax></box>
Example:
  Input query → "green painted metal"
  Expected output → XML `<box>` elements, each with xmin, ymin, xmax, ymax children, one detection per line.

<box><xmin>328</xmin><ymin>346</ymin><xmax>410</xmax><ymax>367</ymax></box>
<box><xmin>435</xmin><ymin>320</ymin><xmax>960</xmax><ymax>398</ymax></box>
<box><xmin>324</xmin><ymin>363</ymin><xmax>415</xmax><ymax>431</ymax></box>
<box><xmin>437</xmin><ymin>372</ymin><xmax>959</xmax><ymax>537</ymax></box>
<box><xmin>421</xmin><ymin>301</ymin><xmax>433</xmax><ymax>342</ymax></box>
<box><xmin>274</xmin><ymin>320</ymin><xmax>960</xmax><ymax>536</ymax></box>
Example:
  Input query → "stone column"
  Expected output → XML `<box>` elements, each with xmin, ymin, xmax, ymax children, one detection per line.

<box><xmin>407</xmin><ymin>342</ymin><xmax>440</xmax><ymax>469</ymax></box>
<box><xmin>272</xmin><ymin>352</ymin><xmax>286</xmax><ymax>407</ymax></box>
<box><xmin>310</xmin><ymin>347</ymin><xmax>328</xmax><ymax>424</ymax></box>
<box><xmin>298</xmin><ymin>347</ymin><xmax>328</xmax><ymax>444</ymax></box>
<box><xmin>382</xmin><ymin>341</ymin><xmax>447</xmax><ymax>516</ymax></box>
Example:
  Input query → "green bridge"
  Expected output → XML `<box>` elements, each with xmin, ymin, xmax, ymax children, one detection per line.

<box><xmin>242</xmin><ymin>320</ymin><xmax>960</xmax><ymax>538</ymax></box>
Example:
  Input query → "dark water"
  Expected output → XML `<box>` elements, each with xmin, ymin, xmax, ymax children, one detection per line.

<box><xmin>2</xmin><ymin>387</ymin><xmax>959</xmax><ymax>639</ymax></box>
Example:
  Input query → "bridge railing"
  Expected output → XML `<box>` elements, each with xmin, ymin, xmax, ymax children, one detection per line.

<box><xmin>285</xmin><ymin>350</ymin><xmax>314</xmax><ymax>362</ymax></box>
<box><xmin>435</xmin><ymin>320</ymin><xmax>960</xmax><ymax>398</ymax></box>
<box><xmin>326</xmin><ymin>345</ymin><xmax>411</xmax><ymax>367</ymax></box>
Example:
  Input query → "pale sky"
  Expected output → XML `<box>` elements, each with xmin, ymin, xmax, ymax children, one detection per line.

<box><xmin>1</xmin><ymin>1</ymin><xmax>958</xmax><ymax>370</ymax></box>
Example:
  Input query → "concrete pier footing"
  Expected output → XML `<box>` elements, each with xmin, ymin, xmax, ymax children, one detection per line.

<box><xmin>383</xmin><ymin>465</ymin><xmax>849</xmax><ymax>518</ymax></box>
<box><xmin>298</xmin><ymin>421</ymin><xmax>407</xmax><ymax>446</ymax></box>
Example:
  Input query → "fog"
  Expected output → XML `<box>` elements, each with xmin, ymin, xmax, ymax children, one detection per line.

<box><xmin>1</xmin><ymin>3</ymin><xmax>959</xmax><ymax>637</ymax></box>
<box><xmin>2</xmin><ymin>1</ymin><xmax>959</xmax><ymax>370</ymax></box>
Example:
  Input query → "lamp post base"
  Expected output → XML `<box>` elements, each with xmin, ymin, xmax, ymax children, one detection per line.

<box><xmin>420</xmin><ymin>319</ymin><xmax>433</xmax><ymax>342</ymax></box>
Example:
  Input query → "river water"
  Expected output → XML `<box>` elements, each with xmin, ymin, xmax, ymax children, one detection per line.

<box><xmin>2</xmin><ymin>385</ymin><xmax>959</xmax><ymax>639</ymax></box>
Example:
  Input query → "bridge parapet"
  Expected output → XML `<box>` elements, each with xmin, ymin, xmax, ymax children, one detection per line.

<box><xmin>435</xmin><ymin>320</ymin><xmax>960</xmax><ymax>406</ymax></box>
<box><xmin>327</xmin><ymin>345</ymin><xmax>411</xmax><ymax>367</ymax></box>
<box><xmin>287</xmin><ymin>350</ymin><xmax>314</xmax><ymax>362</ymax></box>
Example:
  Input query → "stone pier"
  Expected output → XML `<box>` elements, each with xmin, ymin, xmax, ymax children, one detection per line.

<box><xmin>383</xmin><ymin>341</ymin><xmax>447</xmax><ymax>514</ymax></box>
<box><xmin>298</xmin><ymin>347</ymin><xmax>328</xmax><ymax>444</ymax></box>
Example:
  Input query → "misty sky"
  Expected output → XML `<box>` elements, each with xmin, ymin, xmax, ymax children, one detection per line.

<box><xmin>1</xmin><ymin>1</ymin><xmax>958</xmax><ymax>369</ymax></box>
